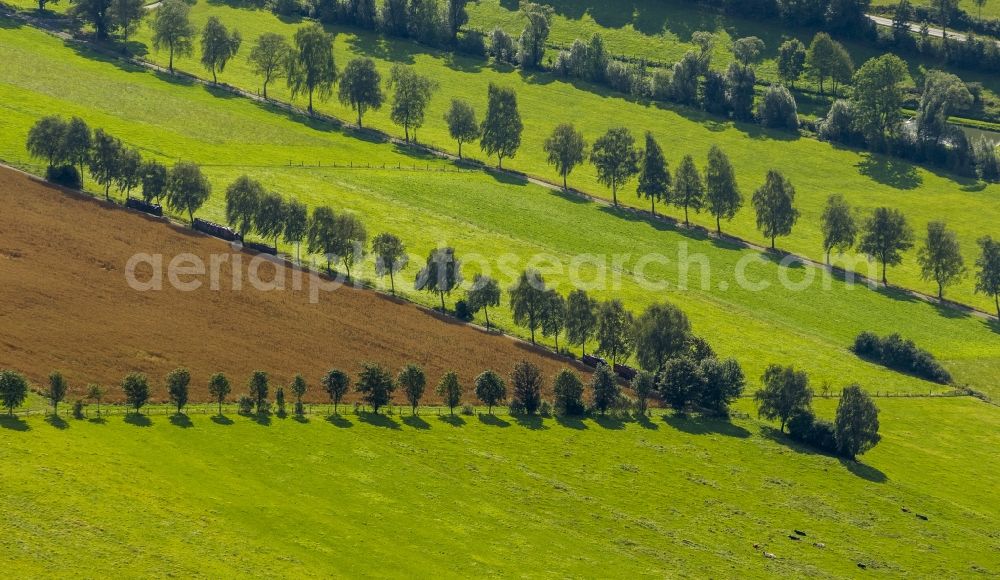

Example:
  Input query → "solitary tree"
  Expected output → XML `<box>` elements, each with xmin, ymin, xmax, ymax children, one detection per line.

<box><xmin>436</xmin><ymin>372</ymin><xmax>463</xmax><ymax>415</ymax></box>
<box><xmin>356</xmin><ymin>362</ymin><xmax>395</xmax><ymax>414</ymax></box>
<box><xmin>777</xmin><ymin>38</ymin><xmax>806</xmax><ymax>88</ymax></box>
<box><xmin>208</xmin><ymin>372</ymin><xmax>231</xmax><ymax>415</ymax></box>
<box><xmin>820</xmin><ymin>194</ymin><xmax>857</xmax><ymax>265</ymax></box>
<box><xmin>858</xmin><ymin>207</ymin><xmax>914</xmax><ymax>285</ymax></box>
<box><xmin>247</xmin><ymin>370</ymin><xmax>269</xmax><ymax>414</ymax></box>
<box><xmin>975</xmin><ymin>236</ymin><xmax>1000</xmax><ymax>318</ymax></box>
<box><xmin>322</xmin><ymin>368</ymin><xmax>350</xmax><ymax>414</ymax></box>
<box><xmin>151</xmin><ymin>0</ymin><xmax>194</xmax><ymax>73</ymax></box>
<box><xmin>591</xmin><ymin>363</ymin><xmax>619</xmax><ymax>415</ymax></box>
<box><xmin>595</xmin><ymin>299</ymin><xmax>634</xmax><ymax>367</ymax></box>
<box><xmin>474</xmin><ymin>370</ymin><xmax>506</xmax><ymax>414</ymax></box>
<box><xmin>444</xmin><ymin>98</ymin><xmax>480</xmax><ymax>159</ymax></box>
<box><xmin>290</xmin><ymin>375</ymin><xmax>307</xmax><ymax>415</ymax></box>
<box><xmin>225</xmin><ymin>175</ymin><xmax>264</xmax><ymax>239</ymax></box>
<box><xmin>398</xmin><ymin>364</ymin><xmax>426</xmax><ymax>415</ymax></box>
<box><xmin>284</xmin><ymin>198</ymin><xmax>309</xmax><ymax>263</ymax></box>
<box><xmin>166</xmin><ymin>161</ymin><xmax>211</xmax><ymax>223</ymax></box>
<box><xmin>287</xmin><ymin>24</ymin><xmax>337</xmax><ymax>114</ymax></box>
<box><xmin>509</xmin><ymin>269</ymin><xmax>548</xmax><ymax>344</ymax></box>
<box><xmin>47</xmin><ymin>371</ymin><xmax>68</xmax><ymax>416</ymax></box>
<box><xmin>705</xmin><ymin>146</ymin><xmax>741</xmax><ymax>234</ymax></box>
<box><xmin>672</xmin><ymin>154</ymin><xmax>704</xmax><ymax>226</ymax></box>
<box><xmin>544</xmin><ymin>123</ymin><xmax>587</xmax><ymax>190</ymax></box>
<box><xmin>0</xmin><ymin>370</ymin><xmax>29</xmax><ymax>415</ymax></box>
<box><xmin>552</xmin><ymin>368</ymin><xmax>585</xmax><ymax>416</ymax></box>
<box><xmin>480</xmin><ymin>83</ymin><xmax>523</xmax><ymax>168</ymax></box>
<box><xmin>415</xmin><ymin>247</ymin><xmax>462</xmax><ymax>311</ymax></box>
<box><xmin>510</xmin><ymin>360</ymin><xmax>543</xmax><ymax>415</ymax></box>
<box><xmin>166</xmin><ymin>367</ymin><xmax>191</xmax><ymax>415</ymax></box>
<box><xmin>835</xmin><ymin>384</ymin><xmax>881</xmax><ymax>460</ymax></box>
<box><xmin>565</xmin><ymin>289</ymin><xmax>598</xmax><ymax>356</ymax></box>
<box><xmin>918</xmin><ymin>221</ymin><xmax>965</xmax><ymax>300</ymax></box>
<box><xmin>87</xmin><ymin>384</ymin><xmax>105</xmax><ymax>417</ymax></box>
<box><xmin>590</xmin><ymin>127</ymin><xmax>640</xmax><ymax>207</ymax></box>
<box><xmin>248</xmin><ymin>33</ymin><xmax>291</xmax><ymax>99</ymax></box>
<box><xmin>754</xmin><ymin>364</ymin><xmax>812</xmax><ymax>432</ymax></box>
<box><xmin>467</xmin><ymin>273</ymin><xmax>501</xmax><ymax>331</ymax></box>
<box><xmin>636</xmin><ymin>132</ymin><xmax>670</xmax><ymax>215</ymax></box>
<box><xmin>632</xmin><ymin>302</ymin><xmax>691</xmax><ymax>373</ymax></box>
<box><xmin>122</xmin><ymin>372</ymin><xmax>150</xmax><ymax>415</ymax></box>
<box><xmin>752</xmin><ymin>169</ymin><xmax>799</xmax><ymax>250</ymax></box>
<box><xmin>372</xmin><ymin>233</ymin><xmax>408</xmax><ymax>294</ymax></box>
<box><xmin>339</xmin><ymin>58</ymin><xmax>384</xmax><ymax>128</ymax></box>
<box><xmin>89</xmin><ymin>129</ymin><xmax>123</xmax><ymax>199</ymax></box>
<box><xmin>200</xmin><ymin>16</ymin><xmax>242</xmax><ymax>83</ymax></box>
<box><xmin>388</xmin><ymin>65</ymin><xmax>437</xmax><ymax>142</ymax></box>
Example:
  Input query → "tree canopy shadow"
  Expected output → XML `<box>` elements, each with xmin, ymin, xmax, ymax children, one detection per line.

<box><xmin>403</xmin><ymin>414</ymin><xmax>430</xmax><ymax>430</ymax></box>
<box><xmin>124</xmin><ymin>413</ymin><xmax>152</xmax><ymax>427</ymax></box>
<box><xmin>45</xmin><ymin>415</ymin><xmax>69</xmax><ymax>430</ymax></box>
<box><xmin>0</xmin><ymin>415</ymin><xmax>30</xmax><ymax>431</ymax></box>
<box><xmin>983</xmin><ymin>317</ymin><xmax>1000</xmax><ymax>335</ymax></box>
<box><xmin>251</xmin><ymin>412</ymin><xmax>272</xmax><ymax>426</ymax></box>
<box><xmin>326</xmin><ymin>414</ymin><xmax>353</xmax><ymax>428</ymax></box>
<box><xmin>663</xmin><ymin>413</ymin><xmax>751</xmax><ymax>438</ymax></box>
<box><xmin>857</xmin><ymin>155</ymin><xmax>922</xmax><ymax>190</ymax></box>
<box><xmin>556</xmin><ymin>414</ymin><xmax>588</xmax><ymax>430</ymax></box>
<box><xmin>592</xmin><ymin>414</ymin><xmax>627</xmax><ymax>430</ymax></box>
<box><xmin>840</xmin><ymin>458</ymin><xmax>888</xmax><ymax>483</ymax></box>
<box><xmin>478</xmin><ymin>413</ymin><xmax>510</xmax><ymax>427</ymax></box>
<box><xmin>439</xmin><ymin>414</ymin><xmax>466</xmax><ymax>427</ymax></box>
<box><xmin>636</xmin><ymin>413</ymin><xmax>659</xmax><ymax>430</ymax></box>
<box><xmin>359</xmin><ymin>412</ymin><xmax>401</xmax><ymax>430</ymax></box>
<box><xmin>293</xmin><ymin>414</ymin><xmax>310</xmax><ymax>424</ymax></box>
<box><xmin>513</xmin><ymin>414</ymin><xmax>548</xmax><ymax>430</ymax></box>
<box><xmin>211</xmin><ymin>414</ymin><xmax>234</xmax><ymax>426</ymax></box>
<box><xmin>169</xmin><ymin>413</ymin><xmax>194</xmax><ymax>428</ymax></box>
<box><xmin>88</xmin><ymin>416</ymin><xmax>107</xmax><ymax>424</ymax></box>
<box><xmin>760</xmin><ymin>425</ymin><xmax>886</xmax><ymax>483</ymax></box>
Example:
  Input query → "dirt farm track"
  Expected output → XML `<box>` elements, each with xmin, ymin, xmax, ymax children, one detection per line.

<box><xmin>0</xmin><ymin>167</ymin><xmax>584</xmax><ymax>402</ymax></box>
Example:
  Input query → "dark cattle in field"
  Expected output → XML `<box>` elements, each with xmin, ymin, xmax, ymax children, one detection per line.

<box><xmin>243</xmin><ymin>241</ymin><xmax>278</xmax><ymax>255</ymax></box>
<box><xmin>125</xmin><ymin>198</ymin><xmax>163</xmax><ymax>217</ymax></box>
<box><xmin>581</xmin><ymin>354</ymin><xmax>607</xmax><ymax>368</ymax></box>
<box><xmin>193</xmin><ymin>218</ymin><xmax>240</xmax><ymax>242</ymax></box>
<box><xmin>614</xmin><ymin>363</ymin><xmax>637</xmax><ymax>381</ymax></box>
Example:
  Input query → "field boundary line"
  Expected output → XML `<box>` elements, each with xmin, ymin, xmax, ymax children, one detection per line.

<box><xmin>2</xmin><ymin>5</ymin><xmax>997</xmax><ymax>323</ymax></box>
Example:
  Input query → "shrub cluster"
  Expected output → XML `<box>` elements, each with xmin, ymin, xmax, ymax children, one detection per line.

<box><xmin>853</xmin><ymin>331</ymin><xmax>952</xmax><ymax>384</ymax></box>
<box><xmin>787</xmin><ymin>410</ymin><xmax>838</xmax><ymax>453</ymax></box>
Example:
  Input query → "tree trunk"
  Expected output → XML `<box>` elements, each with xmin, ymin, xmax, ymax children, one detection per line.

<box><xmin>405</xmin><ymin>125</ymin><xmax>410</xmax><ymax>142</ymax></box>
<box><xmin>484</xmin><ymin>306</ymin><xmax>491</xmax><ymax>331</ymax></box>
<box><xmin>563</xmin><ymin>171</ymin><xmax>568</xmax><ymax>190</ymax></box>
<box><xmin>882</xmin><ymin>262</ymin><xmax>888</xmax><ymax>285</ymax></box>
<box><xmin>357</xmin><ymin>109</ymin><xmax>363</xmax><ymax>128</ymax></box>
<box><xmin>612</xmin><ymin>178</ymin><xmax>618</xmax><ymax>206</ymax></box>
<box><xmin>716</xmin><ymin>215</ymin><xmax>721</xmax><ymax>234</ymax></box>
<box><xmin>212</xmin><ymin>69</ymin><xmax>217</xmax><ymax>84</ymax></box>
<box><xmin>530</xmin><ymin>327</ymin><xmax>535</xmax><ymax>344</ymax></box>
<box><xmin>296</xmin><ymin>241</ymin><xmax>301</xmax><ymax>263</ymax></box>
<box><xmin>994</xmin><ymin>294</ymin><xmax>999</xmax><ymax>319</ymax></box>
<box><xmin>826</xmin><ymin>248</ymin><xmax>831</xmax><ymax>266</ymax></box>
<box><xmin>771</xmin><ymin>236</ymin><xmax>776</xmax><ymax>250</ymax></box>
<box><xmin>498</xmin><ymin>155</ymin><xmax>503</xmax><ymax>169</ymax></box>
<box><xmin>218</xmin><ymin>400</ymin><xmax>222</xmax><ymax>415</ymax></box>
<box><xmin>554</xmin><ymin>333</ymin><xmax>559</xmax><ymax>352</ymax></box>
<box><xmin>651</xmin><ymin>198</ymin><xmax>656</xmax><ymax>215</ymax></box>
<box><xmin>684</xmin><ymin>205</ymin><xmax>689</xmax><ymax>226</ymax></box>
<box><xmin>263</xmin><ymin>80</ymin><xmax>268</xmax><ymax>100</ymax></box>
<box><xmin>440</xmin><ymin>291</ymin><xmax>445</xmax><ymax>311</ymax></box>
<box><xmin>169</xmin><ymin>46</ymin><xmax>174</xmax><ymax>72</ymax></box>
<box><xmin>389</xmin><ymin>272</ymin><xmax>396</xmax><ymax>295</ymax></box>
<box><xmin>938</xmin><ymin>281</ymin><xmax>943</xmax><ymax>300</ymax></box>
<box><xmin>308</xmin><ymin>90</ymin><xmax>314</xmax><ymax>114</ymax></box>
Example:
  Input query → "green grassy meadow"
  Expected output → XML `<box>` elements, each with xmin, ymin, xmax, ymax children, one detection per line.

<box><xmin>2</xmin><ymin>19</ymin><xmax>999</xmax><ymax>397</ymax></box>
<box><xmin>1</xmin><ymin>397</ymin><xmax>997</xmax><ymax>576</ymax></box>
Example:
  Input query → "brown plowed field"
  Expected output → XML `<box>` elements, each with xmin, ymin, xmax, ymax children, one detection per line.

<box><xmin>0</xmin><ymin>167</ymin><xmax>587</xmax><ymax>403</ymax></box>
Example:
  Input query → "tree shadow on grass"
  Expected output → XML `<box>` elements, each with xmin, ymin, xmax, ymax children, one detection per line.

<box><xmin>169</xmin><ymin>413</ymin><xmax>193</xmax><ymax>429</ymax></box>
<box><xmin>636</xmin><ymin>413</ymin><xmax>659</xmax><ymax>430</ymax></box>
<box><xmin>478</xmin><ymin>413</ymin><xmax>510</xmax><ymax>427</ymax></box>
<box><xmin>857</xmin><ymin>154</ymin><xmax>922</xmax><ymax>190</ymax></box>
<box><xmin>840</xmin><ymin>458</ymin><xmax>888</xmax><ymax>484</ymax></box>
<box><xmin>293</xmin><ymin>414</ymin><xmax>310</xmax><ymax>424</ymax></box>
<box><xmin>211</xmin><ymin>414</ymin><xmax>234</xmax><ymax>426</ymax></box>
<box><xmin>663</xmin><ymin>414</ymin><xmax>752</xmax><ymax>438</ymax></box>
<box><xmin>762</xmin><ymin>426</ymin><xmax>888</xmax><ymax>482</ymax></box>
<box><xmin>983</xmin><ymin>317</ymin><xmax>1000</xmax><ymax>335</ymax></box>
<box><xmin>556</xmin><ymin>414</ymin><xmax>588</xmax><ymax>430</ymax></box>
<box><xmin>326</xmin><ymin>414</ymin><xmax>353</xmax><ymax>428</ymax></box>
<box><xmin>439</xmin><ymin>414</ymin><xmax>465</xmax><ymax>427</ymax></box>
<box><xmin>359</xmin><ymin>412</ymin><xmax>401</xmax><ymax>430</ymax></box>
<box><xmin>124</xmin><ymin>413</ymin><xmax>152</xmax><ymax>427</ymax></box>
<box><xmin>592</xmin><ymin>414</ymin><xmax>627</xmax><ymax>430</ymax></box>
<box><xmin>0</xmin><ymin>415</ymin><xmax>30</xmax><ymax>431</ymax></box>
<box><xmin>513</xmin><ymin>414</ymin><xmax>548</xmax><ymax>430</ymax></box>
<box><xmin>45</xmin><ymin>415</ymin><xmax>69</xmax><ymax>430</ymax></box>
<box><xmin>251</xmin><ymin>412</ymin><xmax>272</xmax><ymax>426</ymax></box>
<box><xmin>402</xmin><ymin>415</ymin><xmax>431</xmax><ymax>430</ymax></box>
<box><xmin>88</xmin><ymin>416</ymin><xmax>107</xmax><ymax>425</ymax></box>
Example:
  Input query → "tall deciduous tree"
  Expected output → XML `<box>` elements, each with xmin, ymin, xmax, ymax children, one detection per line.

<box><xmin>122</xmin><ymin>372</ymin><xmax>150</xmax><ymax>415</ymax></box>
<box><xmin>820</xmin><ymin>194</ymin><xmax>857</xmax><ymax>265</ymax></box>
<box><xmin>151</xmin><ymin>0</ymin><xmax>194</xmax><ymax>73</ymax></box>
<box><xmin>70</xmin><ymin>0</ymin><xmax>113</xmax><ymax>39</ymax></box>
<box><xmin>659</xmin><ymin>357</ymin><xmax>702</xmax><ymax>413</ymax></box>
<box><xmin>322</xmin><ymin>368</ymin><xmax>350</xmax><ymax>413</ymax></box>
<box><xmin>975</xmin><ymin>236</ymin><xmax>1000</xmax><ymax>318</ymax></box>
<box><xmin>436</xmin><ymin>372</ymin><xmax>463</xmax><ymax>415</ymax></box>
<box><xmin>444</xmin><ymin>98</ymin><xmax>480</xmax><ymax>159</ymax></box>
<box><xmin>697</xmin><ymin>357</ymin><xmax>745</xmax><ymax>415</ymax></box>
<box><xmin>590</xmin><ymin>127</ymin><xmax>640</xmax><ymax>207</ymax></box>
<box><xmin>109</xmin><ymin>0</ymin><xmax>144</xmax><ymax>47</ymax></box>
<box><xmin>356</xmin><ymin>362</ymin><xmax>395</xmax><ymax>414</ymax></box>
<box><xmin>777</xmin><ymin>38</ymin><xmax>806</xmax><ymax>88</ymax></box>
<box><xmin>339</xmin><ymin>57</ymin><xmax>384</xmax><ymax>128</ymax></box>
<box><xmin>475</xmin><ymin>370</ymin><xmax>506</xmax><ymax>414</ymax></box>
<box><xmin>388</xmin><ymin>65</ymin><xmax>437</xmax><ymax>142</ymax></box>
<box><xmin>255</xmin><ymin>192</ymin><xmax>287</xmax><ymax>249</ymax></box>
<box><xmin>287</xmin><ymin>24</ymin><xmax>337</xmax><ymax>114</ymax></box>
<box><xmin>754</xmin><ymin>364</ymin><xmax>812</xmax><ymax>432</ymax></box>
<box><xmin>672</xmin><ymin>154</ymin><xmax>704</xmax><ymax>226</ymax></box>
<box><xmin>398</xmin><ymin>364</ymin><xmax>426</xmax><ymax>414</ymax></box>
<box><xmin>517</xmin><ymin>2</ymin><xmax>553</xmax><ymax>69</ymax></box>
<box><xmin>88</xmin><ymin>128</ymin><xmax>123</xmax><ymax>199</ymax></box>
<box><xmin>731</xmin><ymin>36</ymin><xmax>765</xmax><ymax>71</ymax></box>
<box><xmin>595</xmin><ymin>299</ymin><xmax>634</xmax><ymax>367</ymax></box>
<box><xmin>835</xmin><ymin>384</ymin><xmax>881</xmax><ymax>460</ymax></box>
<box><xmin>806</xmin><ymin>32</ymin><xmax>839</xmax><ymax>95</ymax></box>
<box><xmin>247</xmin><ymin>370</ymin><xmax>269</xmax><ymax>414</ymax></box>
<box><xmin>565</xmin><ymin>289</ymin><xmax>598</xmax><ymax>356</ymax></box>
<box><xmin>918</xmin><ymin>221</ymin><xmax>965</xmax><ymax>299</ymax></box>
<box><xmin>591</xmin><ymin>363</ymin><xmax>619</xmax><ymax>415</ymax></box>
<box><xmin>332</xmin><ymin>213</ymin><xmax>367</xmax><ymax>279</ymax></box>
<box><xmin>290</xmin><ymin>374</ymin><xmax>307</xmax><ymax>415</ymax></box>
<box><xmin>510</xmin><ymin>360</ymin><xmax>542</xmax><ymax>415</ymax></box>
<box><xmin>552</xmin><ymin>368</ymin><xmax>585</xmax><ymax>416</ymax></box>
<box><xmin>415</xmin><ymin>247</ymin><xmax>462</xmax><ymax>310</ymax></box>
<box><xmin>705</xmin><ymin>145</ymin><xmax>741</xmax><ymax>234</ymax></box>
<box><xmin>632</xmin><ymin>370</ymin><xmax>656</xmax><ymax>416</ymax></box>
<box><xmin>915</xmin><ymin>70</ymin><xmax>973</xmax><ymax>146</ymax></box>
<box><xmin>752</xmin><ymin>169</ymin><xmax>799</xmax><ymax>250</ymax></box>
<box><xmin>141</xmin><ymin>160</ymin><xmax>168</xmax><ymax>204</ymax></box>
<box><xmin>200</xmin><ymin>17</ymin><xmax>242</xmax><ymax>83</ymax></box>
<box><xmin>115</xmin><ymin>146</ymin><xmax>142</xmax><ymax>199</ymax></box>
<box><xmin>540</xmin><ymin>289</ymin><xmax>566</xmax><ymax>351</ymax></box>
<box><xmin>509</xmin><ymin>269</ymin><xmax>548</xmax><ymax>344</ymax></box>
<box><xmin>27</xmin><ymin>116</ymin><xmax>69</xmax><ymax>169</ymax></box>
<box><xmin>225</xmin><ymin>175</ymin><xmax>264</xmax><ymax>239</ymax></box>
<box><xmin>0</xmin><ymin>370</ymin><xmax>29</xmax><ymax>415</ymax></box>
<box><xmin>307</xmin><ymin>206</ymin><xmax>338</xmax><ymax>272</ymax></box>
<box><xmin>444</xmin><ymin>0</ymin><xmax>470</xmax><ymax>42</ymax></box>
<box><xmin>166</xmin><ymin>161</ymin><xmax>211</xmax><ymax>223</ymax></box>
<box><xmin>283</xmin><ymin>197</ymin><xmax>308</xmax><ymax>263</ymax></box>
<box><xmin>249</xmin><ymin>33</ymin><xmax>291</xmax><ymax>99</ymax></box>
<box><xmin>632</xmin><ymin>302</ymin><xmax>691</xmax><ymax>373</ymax></box>
<box><xmin>372</xmin><ymin>232</ymin><xmax>408</xmax><ymax>294</ymax></box>
<box><xmin>480</xmin><ymin>83</ymin><xmax>523</xmax><ymax>168</ymax></box>
<box><xmin>467</xmin><ymin>273</ymin><xmax>501</xmax><ymax>331</ymax></box>
<box><xmin>47</xmin><ymin>371</ymin><xmax>68</xmax><ymax>416</ymax></box>
<box><xmin>544</xmin><ymin>123</ymin><xmax>587</xmax><ymax>190</ymax></box>
<box><xmin>166</xmin><ymin>367</ymin><xmax>191</xmax><ymax>414</ymax></box>
<box><xmin>637</xmin><ymin>132</ymin><xmax>670</xmax><ymax>215</ymax></box>
<box><xmin>850</xmin><ymin>54</ymin><xmax>910</xmax><ymax>149</ymax></box>
<box><xmin>858</xmin><ymin>207</ymin><xmax>914</xmax><ymax>285</ymax></box>
<box><xmin>208</xmin><ymin>372</ymin><xmax>231</xmax><ymax>415</ymax></box>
